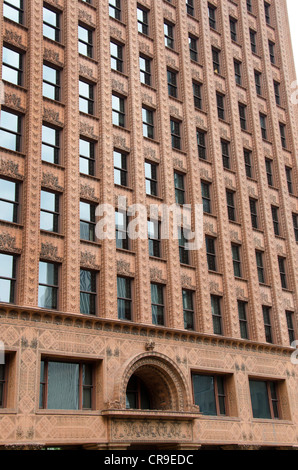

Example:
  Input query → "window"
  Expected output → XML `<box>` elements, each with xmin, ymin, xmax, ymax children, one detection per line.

<box><xmin>208</xmin><ymin>4</ymin><xmax>216</xmax><ymax>29</ymax></box>
<box><xmin>234</xmin><ymin>60</ymin><xmax>242</xmax><ymax>86</ymax></box>
<box><xmin>38</xmin><ymin>261</ymin><xmax>58</xmax><ymax>309</ymax></box>
<box><xmin>216</xmin><ymin>93</ymin><xmax>225</xmax><ymax>120</ymax></box>
<box><xmin>244</xmin><ymin>149</ymin><xmax>252</xmax><ymax>178</ymax></box>
<box><xmin>39</xmin><ymin>359</ymin><xmax>94</xmax><ymax>410</ymax></box>
<box><xmin>178</xmin><ymin>227</ymin><xmax>190</xmax><ymax>265</ymax></box>
<box><xmin>0</xmin><ymin>178</ymin><xmax>19</xmax><ymax>224</ymax></box>
<box><xmin>78</xmin><ymin>25</ymin><xmax>93</xmax><ymax>58</ymax></box>
<box><xmin>260</xmin><ymin>113</ymin><xmax>267</xmax><ymax>140</ymax></box>
<box><xmin>174</xmin><ymin>172</ymin><xmax>185</xmax><ymax>205</ymax></box>
<box><xmin>279</xmin><ymin>123</ymin><xmax>287</xmax><ymax>149</ymax></box>
<box><xmin>221</xmin><ymin>140</ymin><xmax>230</xmax><ymax>169</ymax></box>
<box><xmin>286</xmin><ymin>167</ymin><xmax>293</xmax><ymax>194</ymax></box>
<box><xmin>265</xmin><ymin>159</ymin><xmax>273</xmax><ymax>186</ymax></box>
<box><xmin>201</xmin><ymin>181</ymin><xmax>211</xmax><ymax>214</ymax></box>
<box><xmin>80</xmin><ymin>201</ymin><xmax>96</xmax><ymax>241</ymax></box>
<box><xmin>142</xmin><ymin>107</ymin><xmax>154</xmax><ymax>139</ymax></box>
<box><xmin>3</xmin><ymin>0</ymin><xmax>23</xmax><ymax>24</ymax></box>
<box><xmin>254</xmin><ymin>71</ymin><xmax>262</xmax><ymax>95</ymax></box>
<box><xmin>80</xmin><ymin>269</ymin><xmax>96</xmax><ymax>315</ymax></box>
<box><xmin>226</xmin><ymin>190</ymin><xmax>236</xmax><ymax>221</ymax></box>
<box><xmin>0</xmin><ymin>109</ymin><xmax>21</xmax><ymax>152</ymax></box>
<box><xmin>180</xmin><ymin>289</ymin><xmax>194</xmax><ymax>331</ymax></box>
<box><xmin>193</xmin><ymin>81</ymin><xmax>202</xmax><ymax>109</ymax></box>
<box><xmin>286</xmin><ymin>311</ymin><xmax>295</xmax><ymax>345</ymax></box>
<box><xmin>109</xmin><ymin>0</ymin><xmax>121</xmax><ymax>21</ymax></box>
<box><xmin>79</xmin><ymin>137</ymin><xmax>95</xmax><ymax>176</ymax></box>
<box><xmin>271</xmin><ymin>206</ymin><xmax>280</xmax><ymax>236</ymax></box>
<box><xmin>274</xmin><ymin>81</ymin><xmax>280</xmax><ymax>105</ymax></box>
<box><xmin>110</xmin><ymin>41</ymin><xmax>123</xmax><ymax>72</ymax></box>
<box><xmin>167</xmin><ymin>69</ymin><xmax>178</xmax><ymax>98</ymax></box>
<box><xmin>249</xmin><ymin>380</ymin><xmax>279</xmax><ymax>419</ymax></box>
<box><xmin>238</xmin><ymin>301</ymin><xmax>249</xmax><ymax>340</ymax></box>
<box><xmin>292</xmin><ymin>213</ymin><xmax>298</xmax><ymax>242</ymax></box>
<box><xmin>115</xmin><ymin>209</ymin><xmax>129</xmax><ymax>250</ymax></box>
<box><xmin>117</xmin><ymin>276</ymin><xmax>132</xmax><ymax>320</ymax></box>
<box><xmin>145</xmin><ymin>161</ymin><xmax>158</xmax><ymax>197</ymax></box>
<box><xmin>192</xmin><ymin>373</ymin><xmax>226</xmax><ymax>416</ymax></box>
<box><xmin>164</xmin><ymin>21</ymin><xmax>174</xmax><ymax>49</ymax></box>
<box><xmin>140</xmin><ymin>55</ymin><xmax>151</xmax><ymax>86</ymax></box>
<box><xmin>0</xmin><ymin>361</ymin><xmax>7</xmax><ymax>407</ymax></box>
<box><xmin>112</xmin><ymin>94</ymin><xmax>125</xmax><ymax>127</ymax></box>
<box><xmin>148</xmin><ymin>219</ymin><xmax>161</xmax><ymax>258</ymax></box>
<box><xmin>114</xmin><ymin>150</ymin><xmax>128</xmax><ymax>186</ymax></box>
<box><xmin>206</xmin><ymin>236</ymin><xmax>216</xmax><ymax>272</ymax></box>
<box><xmin>43</xmin><ymin>64</ymin><xmax>60</xmax><ymax>101</ymax></box>
<box><xmin>249</xmin><ymin>198</ymin><xmax>258</xmax><ymax>229</ymax></box>
<box><xmin>239</xmin><ymin>104</ymin><xmax>247</xmax><ymax>131</ymax></box>
<box><xmin>211</xmin><ymin>295</ymin><xmax>223</xmax><ymax>335</ymax></box>
<box><xmin>232</xmin><ymin>244</ymin><xmax>242</xmax><ymax>278</ymax></box>
<box><xmin>0</xmin><ymin>253</ymin><xmax>16</xmax><ymax>304</ymax></box>
<box><xmin>43</xmin><ymin>6</ymin><xmax>60</xmax><ymax>42</ymax></box>
<box><xmin>186</xmin><ymin>0</ymin><xmax>194</xmax><ymax>16</ymax></box>
<box><xmin>212</xmin><ymin>48</ymin><xmax>220</xmax><ymax>74</ymax></box>
<box><xmin>263</xmin><ymin>306</ymin><xmax>273</xmax><ymax>343</ymax></box>
<box><xmin>137</xmin><ymin>5</ymin><xmax>149</xmax><ymax>35</ymax></box>
<box><xmin>197</xmin><ymin>130</ymin><xmax>207</xmax><ymax>160</ymax></box>
<box><xmin>278</xmin><ymin>256</ymin><xmax>287</xmax><ymax>289</ymax></box>
<box><xmin>42</xmin><ymin>124</ymin><xmax>60</xmax><ymax>165</ymax></box>
<box><xmin>170</xmin><ymin>119</ymin><xmax>181</xmax><ymax>150</ymax></box>
<box><xmin>264</xmin><ymin>2</ymin><xmax>271</xmax><ymax>24</ymax></box>
<box><xmin>269</xmin><ymin>41</ymin><xmax>275</xmax><ymax>64</ymax></box>
<box><xmin>247</xmin><ymin>0</ymin><xmax>252</xmax><ymax>13</ymax></box>
<box><xmin>126</xmin><ymin>375</ymin><xmax>151</xmax><ymax>410</ymax></box>
<box><xmin>250</xmin><ymin>30</ymin><xmax>257</xmax><ymax>54</ymax></box>
<box><xmin>2</xmin><ymin>46</ymin><xmax>23</xmax><ymax>86</ymax></box>
<box><xmin>256</xmin><ymin>251</ymin><xmax>265</xmax><ymax>284</ymax></box>
<box><xmin>230</xmin><ymin>17</ymin><xmax>237</xmax><ymax>42</ymax></box>
<box><xmin>189</xmin><ymin>35</ymin><xmax>198</xmax><ymax>62</ymax></box>
<box><xmin>40</xmin><ymin>190</ymin><xmax>59</xmax><ymax>233</ymax></box>
<box><xmin>79</xmin><ymin>79</ymin><xmax>94</xmax><ymax>115</ymax></box>
<box><xmin>151</xmin><ymin>283</ymin><xmax>165</xmax><ymax>326</ymax></box>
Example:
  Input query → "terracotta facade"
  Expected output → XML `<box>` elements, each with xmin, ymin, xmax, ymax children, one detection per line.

<box><xmin>0</xmin><ymin>0</ymin><xmax>297</xmax><ymax>450</ymax></box>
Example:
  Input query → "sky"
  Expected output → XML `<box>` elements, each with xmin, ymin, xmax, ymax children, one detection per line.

<box><xmin>287</xmin><ymin>0</ymin><xmax>298</xmax><ymax>77</ymax></box>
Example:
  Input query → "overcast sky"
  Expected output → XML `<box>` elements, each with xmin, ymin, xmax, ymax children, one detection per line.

<box><xmin>287</xmin><ymin>0</ymin><xmax>298</xmax><ymax>77</ymax></box>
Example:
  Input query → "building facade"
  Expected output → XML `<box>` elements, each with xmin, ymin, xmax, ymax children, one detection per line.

<box><xmin>0</xmin><ymin>0</ymin><xmax>297</xmax><ymax>450</ymax></box>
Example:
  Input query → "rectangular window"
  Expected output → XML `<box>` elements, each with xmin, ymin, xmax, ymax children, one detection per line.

<box><xmin>279</xmin><ymin>123</ymin><xmax>287</xmax><ymax>149</ymax></box>
<box><xmin>186</xmin><ymin>0</ymin><xmax>194</xmax><ymax>16</ymax></box>
<box><xmin>112</xmin><ymin>94</ymin><xmax>125</xmax><ymax>127</ymax></box>
<box><xmin>221</xmin><ymin>140</ymin><xmax>230</xmax><ymax>169</ymax></box>
<box><xmin>174</xmin><ymin>172</ymin><xmax>185</xmax><ymax>205</ymax></box>
<box><xmin>216</xmin><ymin>93</ymin><xmax>225</xmax><ymax>120</ymax></box>
<box><xmin>109</xmin><ymin>0</ymin><xmax>121</xmax><ymax>20</ymax></box>
<box><xmin>274</xmin><ymin>81</ymin><xmax>280</xmax><ymax>106</ymax></box>
<box><xmin>278</xmin><ymin>256</ymin><xmax>287</xmax><ymax>289</ymax></box>
<box><xmin>0</xmin><ymin>109</ymin><xmax>21</xmax><ymax>152</ymax></box>
<box><xmin>189</xmin><ymin>35</ymin><xmax>198</xmax><ymax>62</ymax></box>
<box><xmin>183</xmin><ymin>289</ymin><xmax>194</xmax><ymax>330</ymax></box>
<box><xmin>263</xmin><ymin>306</ymin><xmax>273</xmax><ymax>343</ymax></box>
<box><xmin>201</xmin><ymin>181</ymin><xmax>211</xmax><ymax>214</ymax></box>
<box><xmin>43</xmin><ymin>64</ymin><xmax>60</xmax><ymax>101</ymax></box>
<box><xmin>211</xmin><ymin>295</ymin><xmax>223</xmax><ymax>335</ymax></box>
<box><xmin>167</xmin><ymin>69</ymin><xmax>178</xmax><ymax>98</ymax></box>
<box><xmin>115</xmin><ymin>209</ymin><xmax>129</xmax><ymax>250</ymax></box>
<box><xmin>255</xmin><ymin>71</ymin><xmax>262</xmax><ymax>95</ymax></box>
<box><xmin>0</xmin><ymin>361</ymin><xmax>7</xmax><ymax>408</ymax></box>
<box><xmin>271</xmin><ymin>206</ymin><xmax>280</xmax><ymax>236</ymax></box>
<box><xmin>230</xmin><ymin>17</ymin><xmax>237</xmax><ymax>42</ymax></box>
<box><xmin>238</xmin><ymin>301</ymin><xmax>249</xmax><ymax>340</ymax></box>
<box><xmin>42</xmin><ymin>124</ymin><xmax>60</xmax><ymax>165</ymax></box>
<box><xmin>286</xmin><ymin>311</ymin><xmax>295</xmax><ymax>345</ymax></box>
<box><xmin>260</xmin><ymin>113</ymin><xmax>267</xmax><ymax>140</ymax></box>
<box><xmin>250</xmin><ymin>30</ymin><xmax>257</xmax><ymax>54</ymax></box>
<box><xmin>226</xmin><ymin>190</ymin><xmax>236</xmax><ymax>221</ymax></box>
<box><xmin>292</xmin><ymin>213</ymin><xmax>298</xmax><ymax>242</ymax></box>
<box><xmin>249</xmin><ymin>198</ymin><xmax>258</xmax><ymax>229</ymax></box>
<box><xmin>170</xmin><ymin>119</ymin><xmax>181</xmax><ymax>150</ymax></box>
<box><xmin>232</xmin><ymin>244</ymin><xmax>242</xmax><ymax>278</ymax></box>
<box><xmin>239</xmin><ymin>104</ymin><xmax>247</xmax><ymax>131</ymax></box>
<box><xmin>178</xmin><ymin>227</ymin><xmax>190</xmax><ymax>265</ymax></box>
<box><xmin>244</xmin><ymin>149</ymin><xmax>252</xmax><ymax>178</ymax></box>
<box><xmin>256</xmin><ymin>251</ymin><xmax>265</xmax><ymax>284</ymax></box>
<box><xmin>145</xmin><ymin>161</ymin><xmax>158</xmax><ymax>197</ymax></box>
<box><xmin>137</xmin><ymin>6</ymin><xmax>149</xmax><ymax>35</ymax></box>
<box><xmin>38</xmin><ymin>261</ymin><xmax>58</xmax><ymax>309</ymax></box>
<box><xmin>197</xmin><ymin>130</ymin><xmax>207</xmax><ymax>160</ymax></box>
<box><xmin>148</xmin><ymin>219</ymin><xmax>161</xmax><ymax>258</ymax></box>
<box><xmin>208</xmin><ymin>4</ymin><xmax>216</xmax><ymax>29</ymax></box>
<box><xmin>193</xmin><ymin>373</ymin><xmax>226</xmax><ymax>416</ymax></box>
<box><xmin>264</xmin><ymin>2</ymin><xmax>271</xmax><ymax>24</ymax></box>
<box><xmin>234</xmin><ymin>60</ymin><xmax>242</xmax><ymax>86</ymax></box>
<box><xmin>0</xmin><ymin>253</ymin><xmax>16</xmax><ymax>304</ymax></box>
<box><xmin>117</xmin><ymin>276</ymin><xmax>132</xmax><ymax>320</ymax></box>
<box><xmin>114</xmin><ymin>150</ymin><xmax>128</xmax><ymax>187</ymax></box>
<box><xmin>206</xmin><ymin>236</ymin><xmax>216</xmax><ymax>272</ymax></box>
<box><xmin>40</xmin><ymin>190</ymin><xmax>59</xmax><ymax>233</ymax></box>
<box><xmin>110</xmin><ymin>41</ymin><xmax>123</xmax><ymax>72</ymax></box>
<box><xmin>151</xmin><ymin>283</ymin><xmax>165</xmax><ymax>326</ymax></box>
<box><xmin>80</xmin><ymin>269</ymin><xmax>96</xmax><ymax>315</ymax></box>
<box><xmin>79</xmin><ymin>79</ymin><xmax>94</xmax><ymax>115</ymax></box>
<box><xmin>247</xmin><ymin>0</ymin><xmax>252</xmax><ymax>13</ymax></box>
<box><xmin>212</xmin><ymin>48</ymin><xmax>220</xmax><ymax>74</ymax></box>
<box><xmin>140</xmin><ymin>55</ymin><xmax>151</xmax><ymax>86</ymax></box>
<box><xmin>39</xmin><ymin>359</ymin><xmax>94</xmax><ymax>410</ymax></box>
<box><xmin>0</xmin><ymin>178</ymin><xmax>19</xmax><ymax>224</ymax></box>
<box><xmin>78</xmin><ymin>25</ymin><xmax>93</xmax><ymax>58</ymax></box>
<box><xmin>265</xmin><ymin>159</ymin><xmax>273</xmax><ymax>186</ymax></box>
<box><xmin>269</xmin><ymin>41</ymin><xmax>275</xmax><ymax>64</ymax></box>
<box><xmin>80</xmin><ymin>137</ymin><xmax>95</xmax><ymax>176</ymax></box>
<box><xmin>43</xmin><ymin>5</ymin><xmax>60</xmax><ymax>42</ymax></box>
<box><xmin>164</xmin><ymin>22</ymin><xmax>174</xmax><ymax>49</ymax></box>
<box><xmin>142</xmin><ymin>107</ymin><xmax>154</xmax><ymax>139</ymax></box>
<box><xmin>3</xmin><ymin>0</ymin><xmax>23</xmax><ymax>24</ymax></box>
<box><xmin>249</xmin><ymin>379</ymin><xmax>279</xmax><ymax>419</ymax></box>
<box><xmin>2</xmin><ymin>46</ymin><xmax>23</xmax><ymax>86</ymax></box>
<box><xmin>193</xmin><ymin>81</ymin><xmax>202</xmax><ymax>109</ymax></box>
<box><xmin>80</xmin><ymin>201</ymin><xmax>96</xmax><ymax>241</ymax></box>
<box><xmin>285</xmin><ymin>167</ymin><xmax>293</xmax><ymax>194</ymax></box>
